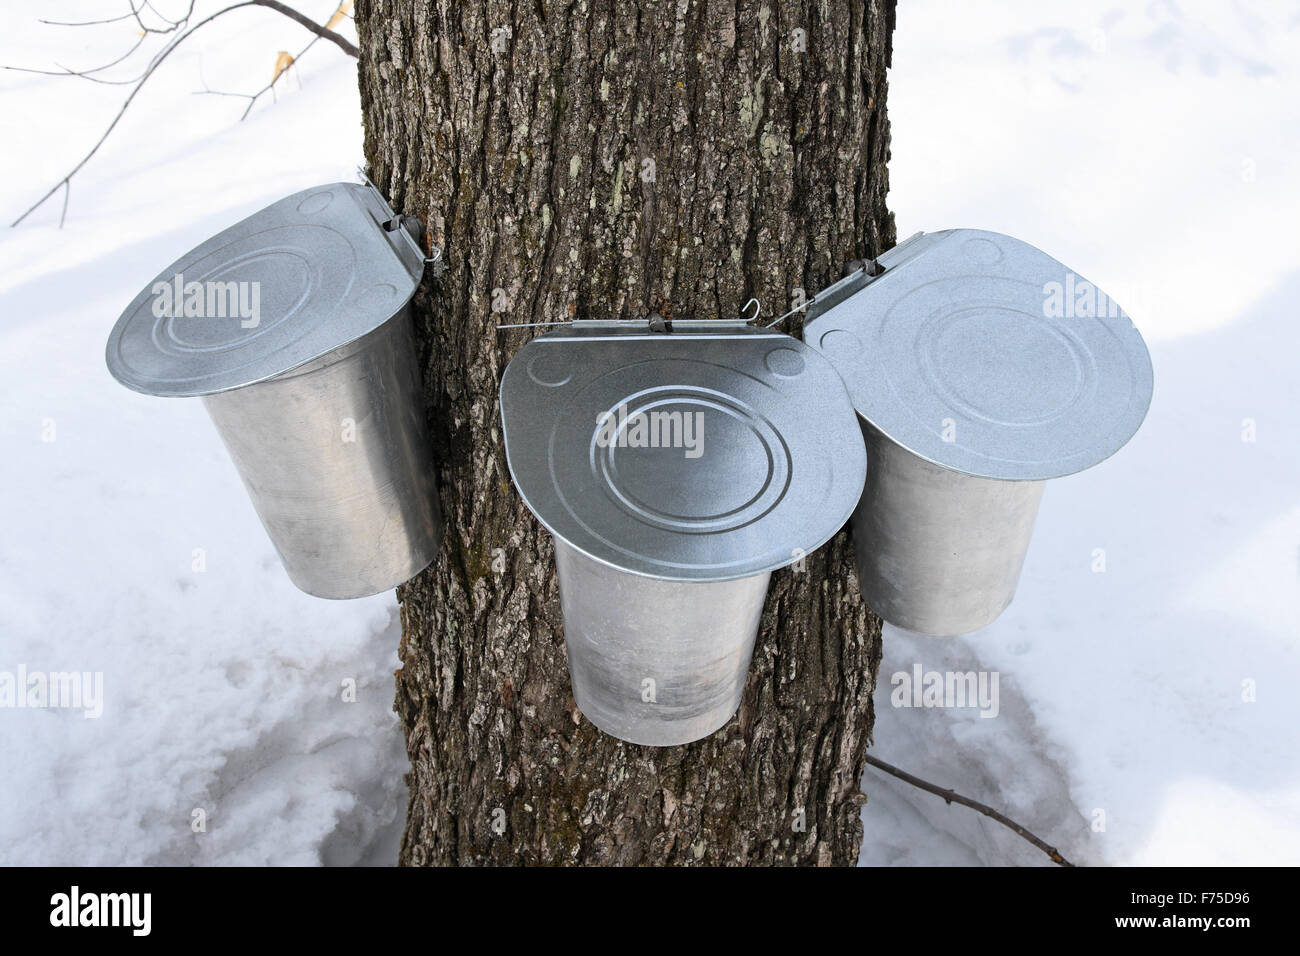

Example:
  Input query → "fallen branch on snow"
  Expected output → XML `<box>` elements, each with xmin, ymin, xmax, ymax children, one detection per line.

<box><xmin>865</xmin><ymin>753</ymin><xmax>1076</xmax><ymax>867</ymax></box>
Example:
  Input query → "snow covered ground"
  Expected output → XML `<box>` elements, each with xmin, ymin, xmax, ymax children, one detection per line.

<box><xmin>0</xmin><ymin>1</ymin><xmax>1295</xmax><ymax>866</ymax></box>
<box><xmin>0</xmin><ymin>2</ymin><xmax>405</xmax><ymax>866</ymax></box>
<box><xmin>862</xmin><ymin>0</ymin><xmax>1300</xmax><ymax>866</ymax></box>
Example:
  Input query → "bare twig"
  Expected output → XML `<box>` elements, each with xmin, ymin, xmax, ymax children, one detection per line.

<box><xmin>142</xmin><ymin>1</ymin><xmax>191</xmax><ymax>29</ymax></box>
<box><xmin>250</xmin><ymin>0</ymin><xmax>357</xmax><ymax>57</ymax></box>
<box><xmin>52</xmin><ymin>34</ymin><xmax>150</xmax><ymax>81</ymax></box>
<box><xmin>8</xmin><ymin>2</ymin><xmax>186</xmax><ymax>84</ymax></box>
<box><xmin>9</xmin><ymin>1</ymin><xmax>358</xmax><ymax>227</ymax></box>
<box><xmin>39</xmin><ymin>0</ymin><xmax>187</xmax><ymax>31</ymax></box>
<box><xmin>9</xmin><ymin>2</ymin><xmax>257</xmax><ymax>227</ymax></box>
<box><xmin>864</xmin><ymin>753</ymin><xmax>1076</xmax><ymax>867</ymax></box>
<box><xmin>131</xmin><ymin>0</ymin><xmax>195</xmax><ymax>35</ymax></box>
<box><xmin>195</xmin><ymin>30</ymin><xmax>321</xmax><ymax>119</ymax></box>
<box><xmin>40</xmin><ymin>10</ymin><xmax>140</xmax><ymax>27</ymax></box>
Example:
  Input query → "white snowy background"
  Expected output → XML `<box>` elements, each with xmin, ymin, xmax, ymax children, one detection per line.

<box><xmin>0</xmin><ymin>1</ymin><xmax>1295</xmax><ymax>865</ymax></box>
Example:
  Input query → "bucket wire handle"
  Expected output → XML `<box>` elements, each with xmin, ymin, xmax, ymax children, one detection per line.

<box><xmin>765</xmin><ymin>298</ymin><xmax>812</xmax><ymax>330</ymax></box>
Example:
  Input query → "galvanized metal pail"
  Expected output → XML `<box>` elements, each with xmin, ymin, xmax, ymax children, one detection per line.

<box><xmin>106</xmin><ymin>181</ymin><xmax>442</xmax><ymax>598</ymax></box>
<box><xmin>553</xmin><ymin>540</ymin><xmax>771</xmax><ymax>746</ymax></box>
<box><xmin>850</xmin><ymin>419</ymin><xmax>1045</xmax><ymax>636</ymax></box>
<box><xmin>500</xmin><ymin>320</ymin><xmax>866</xmax><ymax>745</ymax></box>
<box><xmin>806</xmin><ymin>229</ymin><xmax>1153</xmax><ymax>636</ymax></box>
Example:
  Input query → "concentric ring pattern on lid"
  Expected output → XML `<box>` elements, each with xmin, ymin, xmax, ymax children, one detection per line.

<box><xmin>805</xmin><ymin>229</ymin><xmax>1154</xmax><ymax>481</ymax></box>
<box><xmin>499</xmin><ymin>321</ymin><xmax>867</xmax><ymax>581</ymax></box>
<box><xmin>106</xmin><ymin>182</ymin><xmax>425</xmax><ymax>398</ymax></box>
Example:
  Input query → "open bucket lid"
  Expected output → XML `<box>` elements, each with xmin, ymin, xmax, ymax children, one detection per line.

<box><xmin>106</xmin><ymin>182</ymin><xmax>426</xmax><ymax>398</ymax></box>
<box><xmin>499</xmin><ymin>320</ymin><xmax>867</xmax><ymax>582</ymax></box>
<box><xmin>804</xmin><ymin>229</ymin><xmax>1154</xmax><ymax>481</ymax></box>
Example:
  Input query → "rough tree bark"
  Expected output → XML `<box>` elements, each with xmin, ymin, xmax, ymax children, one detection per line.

<box><xmin>355</xmin><ymin>0</ymin><xmax>896</xmax><ymax>865</ymax></box>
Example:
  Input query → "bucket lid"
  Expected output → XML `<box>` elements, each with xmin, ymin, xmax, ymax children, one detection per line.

<box><xmin>804</xmin><ymin>229</ymin><xmax>1154</xmax><ymax>481</ymax></box>
<box><xmin>499</xmin><ymin>321</ymin><xmax>867</xmax><ymax>582</ymax></box>
<box><xmin>106</xmin><ymin>182</ymin><xmax>426</xmax><ymax>397</ymax></box>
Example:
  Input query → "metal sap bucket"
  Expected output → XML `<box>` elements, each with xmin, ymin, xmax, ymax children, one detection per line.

<box><xmin>806</xmin><ymin>229</ymin><xmax>1153</xmax><ymax>636</ymax></box>
<box><xmin>500</xmin><ymin>320</ymin><xmax>866</xmax><ymax>745</ymax></box>
<box><xmin>552</xmin><ymin>540</ymin><xmax>772</xmax><ymax>746</ymax></box>
<box><xmin>106</xmin><ymin>181</ymin><xmax>442</xmax><ymax>599</ymax></box>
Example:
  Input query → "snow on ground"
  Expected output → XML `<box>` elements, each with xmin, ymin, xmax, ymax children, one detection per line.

<box><xmin>0</xmin><ymin>1</ymin><xmax>1296</xmax><ymax>866</ymax></box>
<box><xmin>0</xmin><ymin>2</ymin><xmax>407</xmax><ymax>865</ymax></box>
<box><xmin>861</xmin><ymin>0</ymin><xmax>1300</xmax><ymax>866</ymax></box>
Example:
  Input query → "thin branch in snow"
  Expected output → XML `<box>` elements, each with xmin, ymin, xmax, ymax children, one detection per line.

<box><xmin>9</xmin><ymin>1</ymin><xmax>258</xmax><ymax>228</ymax></box>
<box><xmin>251</xmin><ymin>1</ymin><xmax>358</xmax><ymax>57</ymax></box>
<box><xmin>131</xmin><ymin>1</ymin><xmax>197</xmax><ymax>35</ymax></box>
<box><xmin>7</xmin><ymin>2</ymin><xmax>188</xmax><ymax>84</ymax></box>
<box><xmin>50</xmin><ymin>34</ymin><xmax>151</xmax><ymax>83</ymax></box>
<box><xmin>195</xmin><ymin>30</ymin><xmax>319</xmax><ymax>120</ymax></box>
<box><xmin>39</xmin><ymin>10</ymin><xmax>141</xmax><ymax>28</ymax></box>
<box><xmin>9</xmin><ymin>1</ymin><xmax>358</xmax><ymax>228</ymax></box>
<box><xmin>864</xmin><ymin>753</ymin><xmax>1077</xmax><ymax>867</ymax></box>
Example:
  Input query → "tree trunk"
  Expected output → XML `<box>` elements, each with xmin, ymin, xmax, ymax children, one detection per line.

<box><xmin>355</xmin><ymin>0</ymin><xmax>895</xmax><ymax>866</ymax></box>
